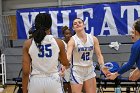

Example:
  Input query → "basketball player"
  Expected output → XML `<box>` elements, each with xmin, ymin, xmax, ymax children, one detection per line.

<box><xmin>22</xmin><ymin>13</ymin><xmax>70</xmax><ymax>93</ymax></box>
<box><xmin>128</xmin><ymin>24</ymin><xmax>140</xmax><ymax>81</ymax></box>
<box><xmin>107</xmin><ymin>18</ymin><xmax>140</xmax><ymax>81</ymax></box>
<box><xmin>61</xmin><ymin>26</ymin><xmax>72</xmax><ymax>93</ymax></box>
<box><xmin>67</xmin><ymin>18</ymin><xmax>110</xmax><ymax>93</ymax></box>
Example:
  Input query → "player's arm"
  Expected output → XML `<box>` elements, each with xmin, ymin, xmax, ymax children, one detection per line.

<box><xmin>117</xmin><ymin>45</ymin><xmax>139</xmax><ymax>75</ymax></box>
<box><xmin>55</xmin><ymin>38</ymin><xmax>70</xmax><ymax>67</ymax></box>
<box><xmin>93</xmin><ymin>36</ymin><xmax>104</xmax><ymax>66</ymax></box>
<box><xmin>129</xmin><ymin>68</ymin><xmax>140</xmax><ymax>81</ymax></box>
<box><xmin>107</xmin><ymin>43</ymin><xmax>140</xmax><ymax>80</ymax></box>
<box><xmin>22</xmin><ymin>39</ymin><xmax>31</xmax><ymax>93</ymax></box>
<box><xmin>67</xmin><ymin>37</ymin><xmax>75</xmax><ymax>62</ymax></box>
<box><xmin>93</xmin><ymin>36</ymin><xmax>110</xmax><ymax>75</ymax></box>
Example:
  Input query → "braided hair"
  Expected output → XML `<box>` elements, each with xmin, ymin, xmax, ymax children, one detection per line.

<box><xmin>62</xmin><ymin>26</ymin><xmax>69</xmax><ymax>34</ymax></box>
<box><xmin>32</xmin><ymin>13</ymin><xmax>52</xmax><ymax>45</ymax></box>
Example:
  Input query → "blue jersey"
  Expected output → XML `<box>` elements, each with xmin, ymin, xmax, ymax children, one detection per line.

<box><xmin>118</xmin><ymin>39</ymin><xmax>140</xmax><ymax>74</ymax></box>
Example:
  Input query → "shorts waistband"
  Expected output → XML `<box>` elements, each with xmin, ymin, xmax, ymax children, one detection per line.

<box><xmin>31</xmin><ymin>73</ymin><xmax>59</xmax><ymax>77</ymax></box>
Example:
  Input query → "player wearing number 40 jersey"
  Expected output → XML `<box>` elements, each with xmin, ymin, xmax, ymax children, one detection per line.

<box><xmin>22</xmin><ymin>13</ymin><xmax>70</xmax><ymax>93</ymax></box>
<box><xmin>67</xmin><ymin>18</ymin><xmax>110</xmax><ymax>93</ymax></box>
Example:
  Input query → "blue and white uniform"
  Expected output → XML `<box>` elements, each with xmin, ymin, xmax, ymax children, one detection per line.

<box><xmin>62</xmin><ymin>40</ymin><xmax>71</xmax><ymax>83</ymax></box>
<box><xmin>118</xmin><ymin>39</ymin><xmax>140</xmax><ymax>74</ymax></box>
<box><xmin>28</xmin><ymin>35</ymin><xmax>63</xmax><ymax>93</ymax></box>
<box><xmin>70</xmin><ymin>33</ymin><xmax>96</xmax><ymax>84</ymax></box>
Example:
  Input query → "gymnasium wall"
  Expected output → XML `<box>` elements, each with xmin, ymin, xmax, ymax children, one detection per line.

<box><xmin>0</xmin><ymin>0</ymin><xmax>2</xmax><ymax>49</ymax></box>
<box><xmin>2</xmin><ymin>0</ymin><xmax>135</xmax><ymax>15</ymax></box>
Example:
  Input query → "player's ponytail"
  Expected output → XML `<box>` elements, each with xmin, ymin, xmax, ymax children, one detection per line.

<box><xmin>32</xmin><ymin>13</ymin><xmax>52</xmax><ymax>45</ymax></box>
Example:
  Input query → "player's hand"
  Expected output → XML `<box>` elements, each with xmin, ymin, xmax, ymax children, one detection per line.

<box><xmin>101</xmin><ymin>66</ymin><xmax>111</xmax><ymax>77</ymax></box>
<box><xmin>129</xmin><ymin>68</ymin><xmax>140</xmax><ymax>81</ymax></box>
<box><xmin>106</xmin><ymin>72</ymin><xmax>118</xmax><ymax>80</ymax></box>
<box><xmin>59</xmin><ymin>66</ymin><xmax>66</xmax><ymax>77</ymax></box>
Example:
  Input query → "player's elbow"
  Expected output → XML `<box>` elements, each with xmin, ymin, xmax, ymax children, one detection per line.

<box><xmin>22</xmin><ymin>69</ymin><xmax>30</xmax><ymax>77</ymax></box>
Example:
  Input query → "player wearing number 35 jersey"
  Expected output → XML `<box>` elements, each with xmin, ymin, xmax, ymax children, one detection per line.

<box><xmin>22</xmin><ymin>13</ymin><xmax>70</xmax><ymax>93</ymax></box>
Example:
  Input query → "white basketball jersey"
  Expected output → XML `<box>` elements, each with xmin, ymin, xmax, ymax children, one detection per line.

<box><xmin>62</xmin><ymin>40</ymin><xmax>67</xmax><ymax>51</ymax></box>
<box><xmin>62</xmin><ymin>40</ymin><xmax>71</xmax><ymax>82</ymax></box>
<box><xmin>72</xmin><ymin>33</ymin><xmax>94</xmax><ymax>66</ymax></box>
<box><xmin>29</xmin><ymin>35</ymin><xmax>60</xmax><ymax>75</ymax></box>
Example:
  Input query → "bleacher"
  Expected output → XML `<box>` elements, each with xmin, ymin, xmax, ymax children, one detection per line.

<box><xmin>3</xmin><ymin>39</ymin><xmax>24</xmax><ymax>84</ymax></box>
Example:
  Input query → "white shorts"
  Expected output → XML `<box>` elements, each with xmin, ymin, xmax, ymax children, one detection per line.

<box><xmin>28</xmin><ymin>73</ymin><xmax>64</xmax><ymax>93</ymax></box>
<box><xmin>63</xmin><ymin>68</ymin><xmax>70</xmax><ymax>82</ymax></box>
<box><xmin>70</xmin><ymin>65</ymin><xmax>96</xmax><ymax>84</ymax></box>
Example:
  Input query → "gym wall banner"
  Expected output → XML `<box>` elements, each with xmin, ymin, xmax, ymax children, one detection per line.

<box><xmin>16</xmin><ymin>2</ymin><xmax>140</xmax><ymax>39</ymax></box>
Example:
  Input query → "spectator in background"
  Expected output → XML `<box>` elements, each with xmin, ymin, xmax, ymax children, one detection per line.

<box><xmin>22</xmin><ymin>13</ymin><xmax>70</xmax><ymax>93</ymax></box>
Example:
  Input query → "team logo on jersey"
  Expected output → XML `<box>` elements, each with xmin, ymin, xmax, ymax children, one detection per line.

<box><xmin>78</xmin><ymin>46</ymin><xmax>93</xmax><ymax>52</ymax></box>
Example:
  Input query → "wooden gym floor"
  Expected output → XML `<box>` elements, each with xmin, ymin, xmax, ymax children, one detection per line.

<box><xmin>0</xmin><ymin>85</ymin><xmax>139</xmax><ymax>93</ymax></box>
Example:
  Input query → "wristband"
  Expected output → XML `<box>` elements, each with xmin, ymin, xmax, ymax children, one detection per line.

<box><xmin>100</xmin><ymin>64</ymin><xmax>104</xmax><ymax>69</ymax></box>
